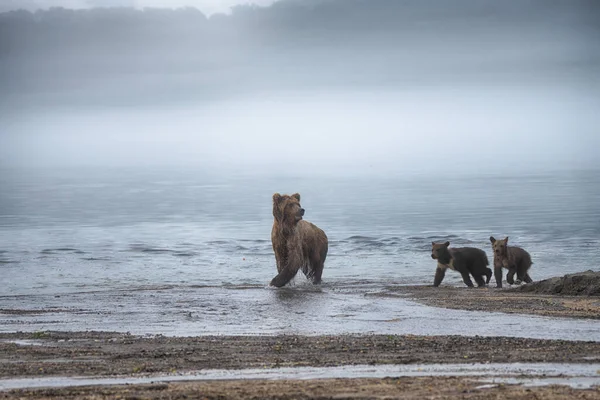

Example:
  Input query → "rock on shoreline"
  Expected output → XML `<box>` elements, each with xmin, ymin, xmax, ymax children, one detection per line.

<box><xmin>510</xmin><ymin>270</ymin><xmax>600</xmax><ymax>296</ymax></box>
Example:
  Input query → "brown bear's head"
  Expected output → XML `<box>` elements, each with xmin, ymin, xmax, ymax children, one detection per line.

<box><xmin>490</xmin><ymin>236</ymin><xmax>508</xmax><ymax>258</ymax></box>
<box><xmin>272</xmin><ymin>193</ymin><xmax>305</xmax><ymax>225</ymax></box>
<box><xmin>431</xmin><ymin>241</ymin><xmax>450</xmax><ymax>261</ymax></box>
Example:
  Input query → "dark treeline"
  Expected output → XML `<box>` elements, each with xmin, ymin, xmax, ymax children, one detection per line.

<box><xmin>1</xmin><ymin>0</ymin><xmax>599</xmax><ymax>108</ymax></box>
<box><xmin>2</xmin><ymin>0</ymin><xmax>598</xmax><ymax>53</ymax></box>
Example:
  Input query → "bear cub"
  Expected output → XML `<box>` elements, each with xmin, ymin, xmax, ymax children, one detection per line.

<box><xmin>431</xmin><ymin>241</ymin><xmax>492</xmax><ymax>288</ymax></box>
<box><xmin>489</xmin><ymin>236</ymin><xmax>533</xmax><ymax>288</ymax></box>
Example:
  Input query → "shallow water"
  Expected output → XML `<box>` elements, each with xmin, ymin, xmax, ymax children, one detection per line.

<box><xmin>2</xmin><ymin>282</ymin><xmax>600</xmax><ymax>341</ymax></box>
<box><xmin>1</xmin><ymin>168</ymin><xmax>599</xmax><ymax>338</ymax></box>
<box><xmin>1</xmin><ymin>362</ymin><xmax>599</xmax><ymax>391</ymax></box>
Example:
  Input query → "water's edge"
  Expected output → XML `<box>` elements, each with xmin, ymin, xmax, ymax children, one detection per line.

<box><xmin>2</xmin><ymin>285</ymin><xmax>599</xmax><ymax>341</ymax></box>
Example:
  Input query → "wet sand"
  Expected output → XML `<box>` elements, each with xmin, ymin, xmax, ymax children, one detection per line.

<box><xmin>5</xmin><ymin>376</ymin><xmax>600</xmax><ymax>399</ymax></box>
<box><xmin>1</xmin><ymin>332</ymin><xmax>600</xmax><ymax>398</ymax></box>
<box><xmin>2</xmin><ymin>332</ymin><xmax>600</xmax><ymax>377</ymax></box>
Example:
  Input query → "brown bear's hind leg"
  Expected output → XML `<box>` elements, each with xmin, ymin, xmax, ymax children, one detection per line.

<box><xmin>473</xmin><ymin>274</ymin><xmax>486</xmax><ymax>287</ymax></box>
<box><xmin>521</xmin><ymin>271</ymin><xmax>533</xmax><ymax>284</ymax></box>
<box><xmin>311</xmin><ymin>261</ymin><xmax>324</xmax><ymax>284</ymax></box>
<box><xmin>506</xmin><ymin>269</ymin><xmax>516</xmax><ymax>285</ymax></box>
<box><xmin>307</xmin><ymin>246</ymin><xmax>326</xmax><ymax>285</ymax></box>
<box><xmin>460</xmin><ymin>271</ymin><xmax>475</xmax><ymax>288</ymax></box>
<box><xmin>484</xmin><ymin>268</ymin><xmax>492</xmax><ymax>284</ymax></box>
<box><xmin>516</xmin><ymin>263</ymin><xmax>531</xmax><ymax>283</ymax></box>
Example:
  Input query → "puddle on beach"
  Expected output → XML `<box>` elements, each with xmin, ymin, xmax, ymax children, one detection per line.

<box><xmin>0</xmin><ymin>363</ymin><xmax>599</xmax><ymax>391</ymax></box>
<box><xmin>0</xmin><ymin>340</ymin><xmax>46</xmax><ymax>346</ymax></box>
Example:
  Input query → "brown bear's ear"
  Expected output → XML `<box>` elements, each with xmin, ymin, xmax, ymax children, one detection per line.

<box><xmin>291</xmin><ymin>193</ymin><xmax>301</xmax><ymax>202</ymax></box>
<box><xmin>504</xmin><ymin>236</ymin><xmax>509</xmax><ymax>243</ymax></box>
<box><xmin>444</xmin><ymin>241</ymin><xmax>450</xmax><ymax>247</ymax></box>
<box><xmin>432</xmin><ymin>241</ymin><xmax>436</xmax><ymax>246</ymax></box>
<box><xmin>272</xmin><ymin>194</ymin><xmax>283</xmax><ymax>221</ymax></box>
<box><xmin>490</xmin><ymin>236</ymin><xmax>496</xmax><ymax>244</ymax></box>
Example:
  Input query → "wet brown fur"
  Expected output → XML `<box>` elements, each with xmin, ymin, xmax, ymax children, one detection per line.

<box><xmin>270</xmin><ymin>193</ymin><xmax>328</xmax><ymax>287</ymax></box>
<box><xmin>490</xmin><ymin>236</ymin><xmax>533</xmax><ymax>288</ymax></box>
<box><xmin>431</xmin><ymin>241</ymin><xmax>491</xmax><ymax>288</ymax></box>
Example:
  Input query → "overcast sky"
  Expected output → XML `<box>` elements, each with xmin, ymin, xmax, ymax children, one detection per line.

<box><xmin>0</xmin><ymin>0</ymin><xmax>277</xmax><ymax>14</ymax></box>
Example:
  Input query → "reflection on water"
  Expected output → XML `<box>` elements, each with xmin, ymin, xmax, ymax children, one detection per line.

<box><xmin>1</xmin><ymin>283</ymin><xmax>600</xmax><ymax>341</ymax></box>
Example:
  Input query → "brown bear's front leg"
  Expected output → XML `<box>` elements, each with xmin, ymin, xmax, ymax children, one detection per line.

<box><xmin>433</xmin><ymin>267</ymin><xmax>446</xmax><ymax>287</ymax></box>
<box><xmin>273</xmin><ymin>244</ymin><xmax>286</xmax><ymax>274</ymax></box>
<box><xmin>270</xmin><ymin>247</ymin><xmax>302</xmax><ymax>288</ymax></box>
<box><xmin>274</xmin><ymin>253</ymin><xmax>283</xmax><ymax>274</ymax></box>
<box><xmin>494</xmin><ymin>265</ymin><xmax>503</xmax><ymax>288</ymax></box>
<box><xmin>270</xmin><ymin>266</ymin><xmax>300</xmax><ymax>287</ymax></box>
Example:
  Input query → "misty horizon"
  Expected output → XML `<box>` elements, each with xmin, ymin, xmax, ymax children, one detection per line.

<box><xmin>0</xmin><ymin>0</ymin><xmax>599</xmax><ymax>175</ymax></box>
<box><xmin>0</xmin><ymin>0</ymin><xmax>279</xmax><ymax>15</ymax></box>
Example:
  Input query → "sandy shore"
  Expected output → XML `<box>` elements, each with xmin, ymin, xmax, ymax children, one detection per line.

<box><xmin>2</xmin><ymin>273</ymin><xmax>599</xmax><ymax>399</ymax></box>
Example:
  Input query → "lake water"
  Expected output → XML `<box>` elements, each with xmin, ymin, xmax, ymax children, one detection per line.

<box><xmin>1</xmin><ymin>167</ymin><xmax>599</xmax><ymax>339</ymax></box>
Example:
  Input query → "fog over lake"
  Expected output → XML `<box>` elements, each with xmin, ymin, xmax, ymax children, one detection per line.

<box><xmin>1</xmin><ymin>0</ymin><xmax>598</xmax><ymax>175</ymax></box>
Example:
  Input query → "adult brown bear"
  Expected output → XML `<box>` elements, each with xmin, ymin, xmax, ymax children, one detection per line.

<box><xmin>270</xmin><ymin>193</ymin><xmax>328</xmax><ymax>287</ymax></box>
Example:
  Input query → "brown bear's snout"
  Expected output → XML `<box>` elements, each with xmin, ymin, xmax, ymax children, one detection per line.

<box><xmin>294</xmin><ymin>207</ymin><xmax>305</xmax><ymax>221</ymax></box>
